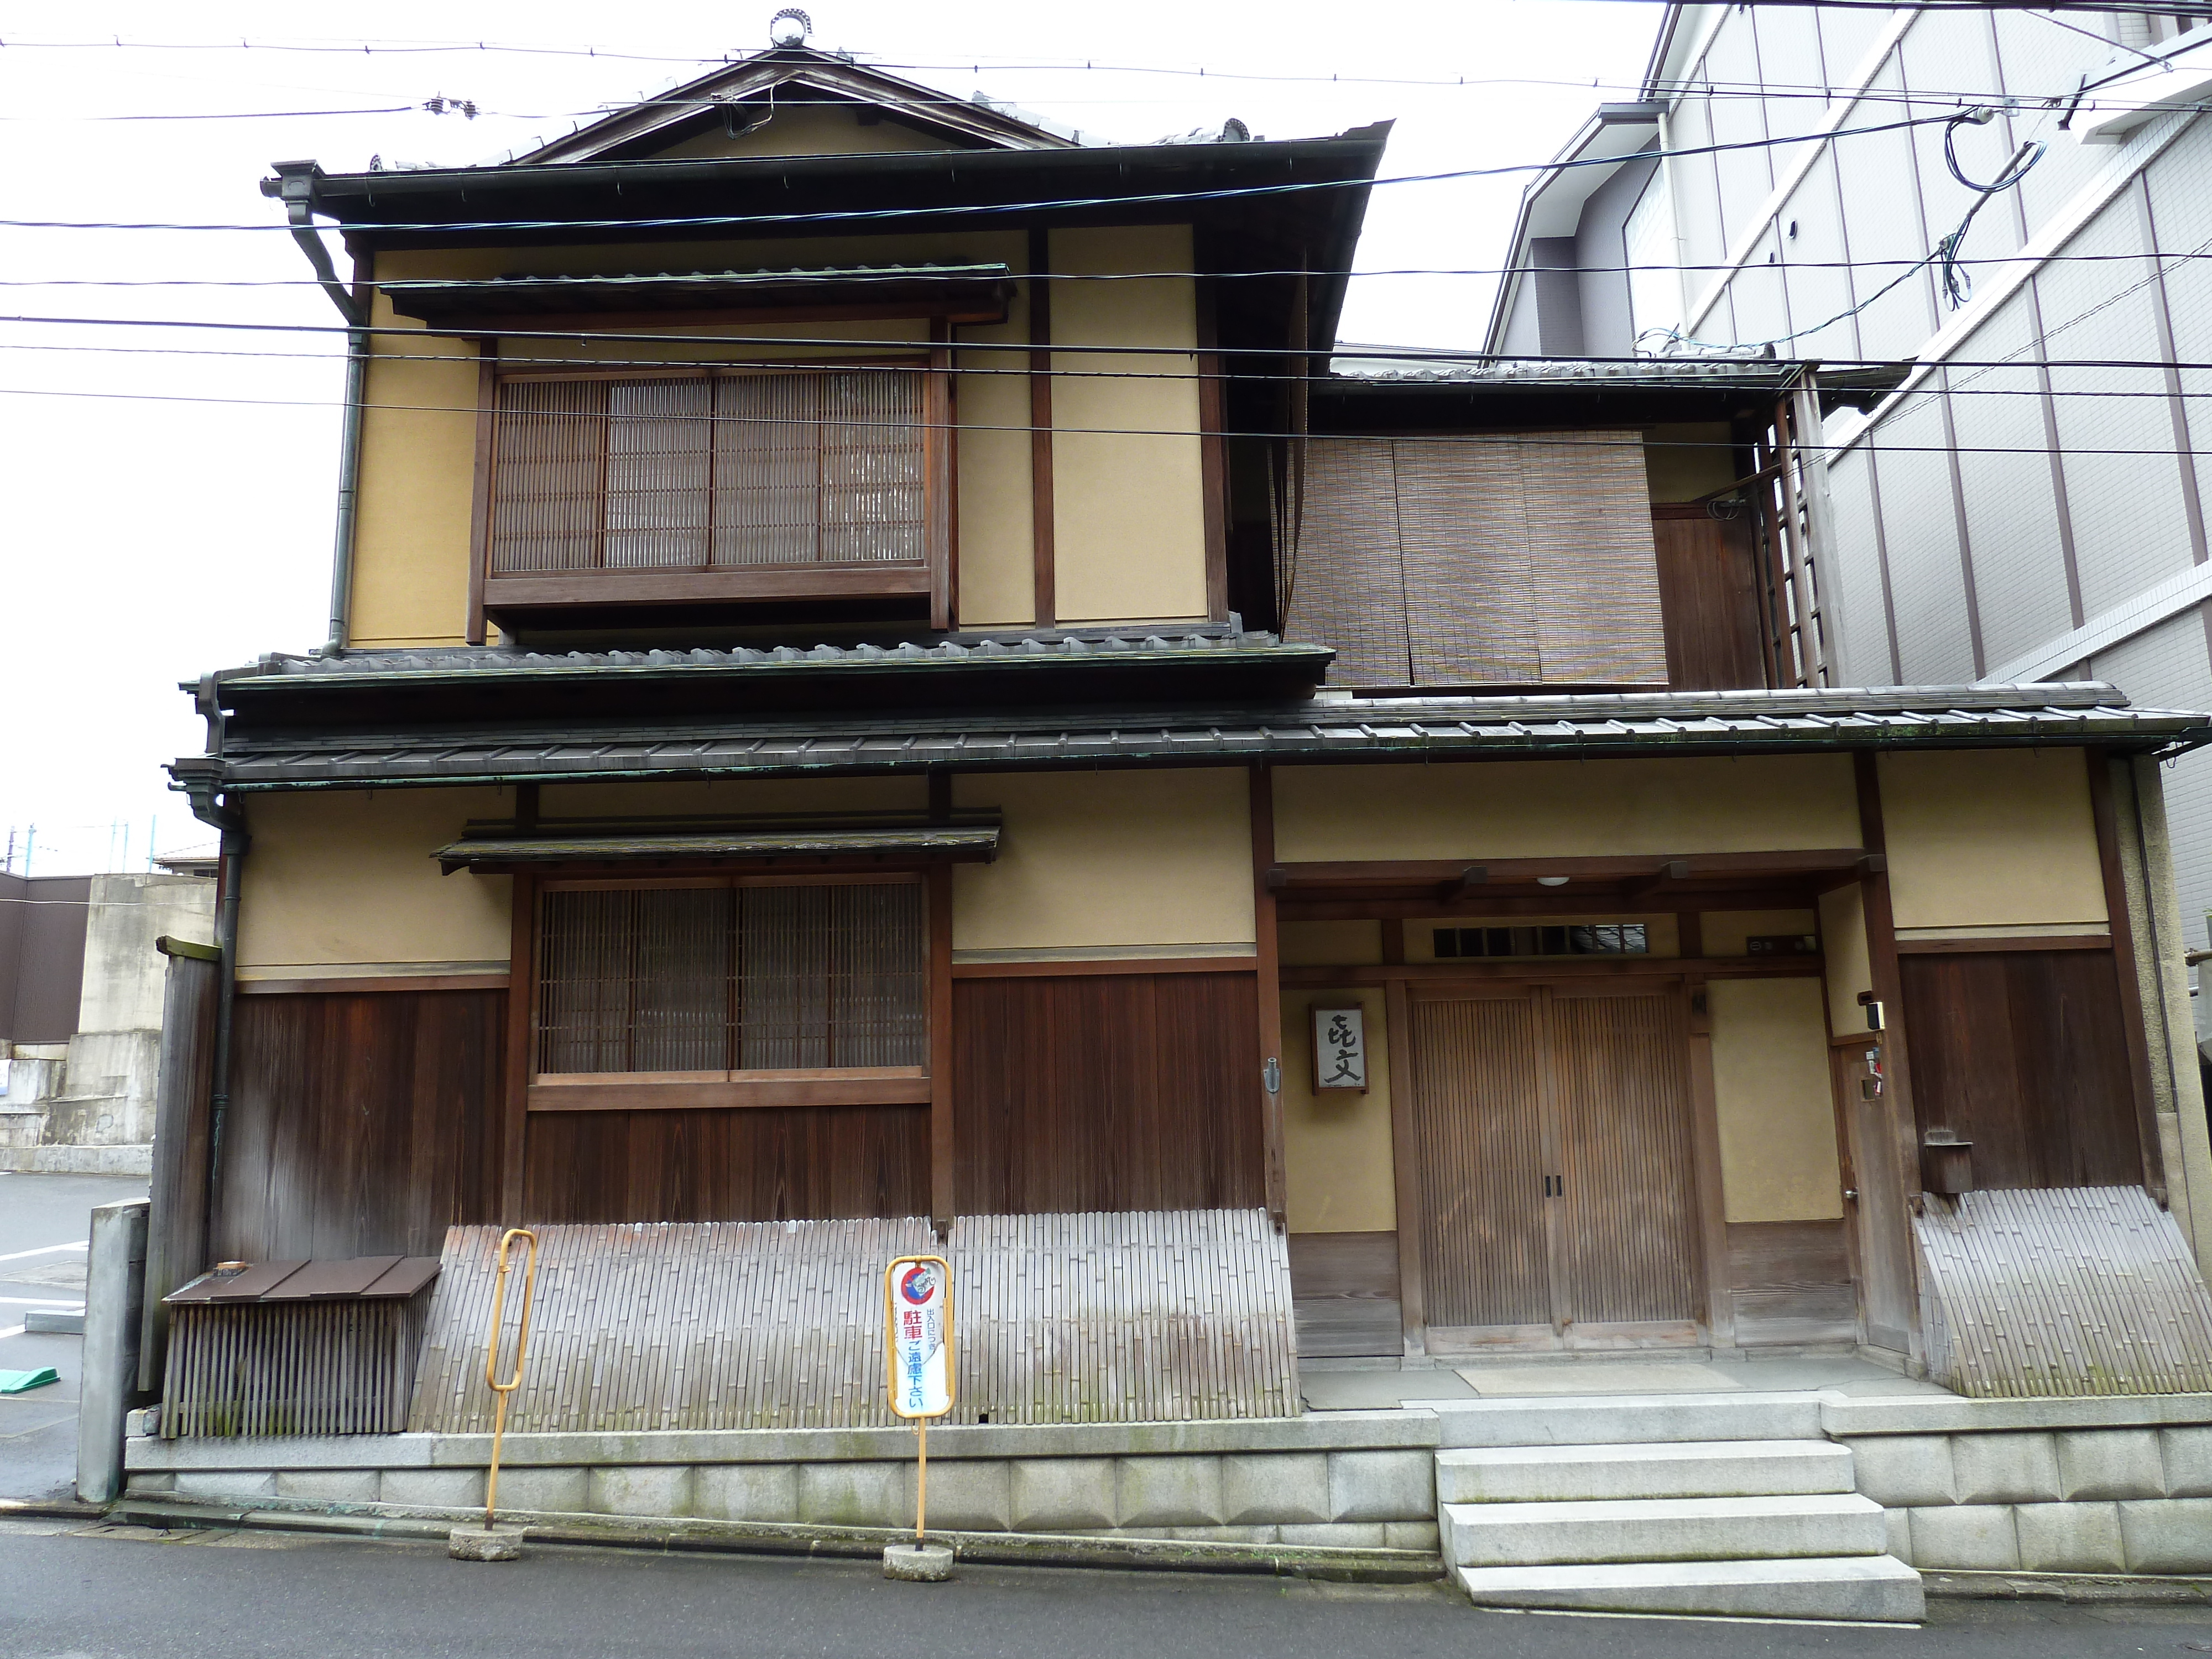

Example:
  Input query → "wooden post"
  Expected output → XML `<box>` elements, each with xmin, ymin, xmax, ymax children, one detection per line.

<box><xmin>928</xmin><ymin>862</ymin><xmax>956</xmax><ymax>1234</ymax></box>
<box><xmin>1027</xmin><ymin>227</ymin><xmax>1056</xmax><ymax>632</ymax></box>
<box><xmin>1250</xmin><ymin>764</ymin><xmax>1287</xmax><ymax>1228</ymax></box>
<box><xmin>1384</xmin><ymin>974</ymin><xmax>1424</xmax><ymax>1350</ymax></box>
<box><xmin>926</xmin><ymin>319</ymin><xmax>956</xmax><ymax>633</ymax></box>
<box><xmin>466</xmin><ymin>343</ymin><xmax>499</xmax><ymax>646</ymax></box>
<box><xmin>1851</xmin><ymin>752</ymin><xmax>1924</xmax><ymax>1363</ymax></box>
<box><xmin>1197</xmin><ymin>276</ymin><xmax>1230</xmax><ymax>624</ymax></box>
<box><xmin>2088</xmin><ymin>749</ymin><xmax>2169</xmax><ymax>1203</ymax></box>
<box><xmin>499</xmin><ymin>869</ymin><xmax>536</xmax><ymax>1225</ymax></box>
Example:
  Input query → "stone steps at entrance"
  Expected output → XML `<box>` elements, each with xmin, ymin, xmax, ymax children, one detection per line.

<box><xmin>1454</xmin><ymin>1556</ymin><xmax>1926</xmax><ymax>1621</ymax></box>
<box><xmin>1438</xmin><ymin>1439</ymin><xmax>1854</xmax><ymax>1504</ymax></box>
<box><xmin>1433</xmin><ymin>1394</ymin><xmax>1924</xmax><ymax>1622</ymax></box>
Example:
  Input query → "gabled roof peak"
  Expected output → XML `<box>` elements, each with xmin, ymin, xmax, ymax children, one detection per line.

<box><xmin>512</xmin><ymin>43</ymin><xmax>1087</xmax><ymax>168</ymax></box>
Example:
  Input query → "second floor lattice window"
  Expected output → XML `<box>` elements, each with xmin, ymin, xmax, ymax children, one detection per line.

<box><xmin>489</xmin><ymin>367</ymin><xmax>927</xmax><ymax>575</ymax></box>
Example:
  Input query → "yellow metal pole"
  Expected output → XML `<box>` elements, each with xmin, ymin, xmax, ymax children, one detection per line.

<box><xmin>482</xmin><ymin>1227</ymin><xmax>539</xmax><ymax>1531</ymax></box>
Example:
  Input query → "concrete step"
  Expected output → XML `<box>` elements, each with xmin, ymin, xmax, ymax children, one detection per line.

<box><xmin>1437</xmin><ymin>1439</ymin><xmax>1854</xmax><ymax>1504</ymax></box>
<box><xmin>1442</xmin><ymin>1492</ymin><xmax>1888</xmax><ymax>1568</ymax></box>
<box><xmin>1455</xmin><ymin>1555</ymin><xmax>1925</xmax><ymax>1622</ymax></box>
<box><xmin>1428</xmin><ymin>1391</ymin><xmax>1824</xmax><ymax>1448</ymax></box>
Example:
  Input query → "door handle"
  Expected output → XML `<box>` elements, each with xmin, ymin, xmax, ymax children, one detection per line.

<box><xmin>1843</xmin><ymin>1188</ymin><xmax>1859</xmax><ymax>1202</ymax></box>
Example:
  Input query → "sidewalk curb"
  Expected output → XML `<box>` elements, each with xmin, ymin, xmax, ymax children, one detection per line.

<box><xmin>1924</xmin><ymin>1569</ymin><xmax>2212</xmax><ymax>1605</ymax></box>
<box><xmin>106</xmin><ymin>1496</ymin><xmax>1445</xmax><ymax>1582</ymax></box>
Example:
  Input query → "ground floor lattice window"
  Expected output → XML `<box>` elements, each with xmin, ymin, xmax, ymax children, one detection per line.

<box><xmin>534</xmin><ymin>879</ymin><xmax>927</xmax><ymax>1076</ymax></box>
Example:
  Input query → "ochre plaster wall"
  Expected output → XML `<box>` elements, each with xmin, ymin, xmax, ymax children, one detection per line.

<box><xmin>1279</xmin><ymin>920</ymin><xmax>1384</xmax><ymax>967</ymax></box>
<box><xmin>1819</xmin><ymin>883</ymin><xmax>1876</xmax><ymax>1039</ymax></box>
<box><xmin>951</xmin><ymin>768</ymin><xmax>1253</xmax><ymax>956</ymax></box>
<box><xmin>1643</xmin><ymin>423</ymin><xmax>1736</xmax><ymax>502</ymax></box>
<box><xmin>1879</xmin><ymin>749</ymin><xmax>2107</xmax><ymax>931</ymax></box>
<box><xmin>1280</xmin><ymin>987</ymin><xmax>1397</xmax><ymax>1233</ymax></box>
<box><xmin>351</xmin><ymin>231</ymin><xmax>1031</xmax><ymax>645</ymax></box>
<box><xmin>238</xmin><ymin>789</ymin><xmax>512</xmax><ymax>973</ymax></box>
<box><xmin>1701</xmin><ymin>909</ymin><xmax>1818</xmax><ymax>956</ymax></box>
<box><xmin>652</xmin><ymin>106</ymin><xmax>959</xmax><ymax>160</ymax></box>
<box><xmin>1272</xmin><ymin>756</ymin><xmax>1862</xmax><ymax>863</ymax></box>
<box><xmin>1048</xmin><ymin>225</ymin><xmax>1208</xmax><ymax>623</ymax></box>
<box><xmin>1709</xmin><ymin>976</ymin><xmax>1845</xmax><ymax>1223</ymax></box>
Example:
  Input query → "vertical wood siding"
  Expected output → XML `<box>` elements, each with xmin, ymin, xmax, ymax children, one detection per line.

<box><xmin>140</xmin><ymin>951</ymin><xmax>219</xmax><ymax>1391</ymax></box>
<box><xmin>216</xmin><ymin>990</ymin><xmax>506</xmax><ymax>1261</ymax></box>
<box><xmin>1651</xmin><ymin>509</ymin><xmax>1771</xmax><ymax>690</ymax></box>
<box><xmin>521</xmin><ymin>1104</ymin><xmax>928</xmax><ymax>1223</ymax></box>
<box><xmin>1900</xmin><ymin>947</ymin><xmax>2142</xmax><ymax>1189</ymax></box>
<box><xmin>952</xmin><ymin>971</ymin><xmax>1265</xmax><ymax>1215</ymax></box>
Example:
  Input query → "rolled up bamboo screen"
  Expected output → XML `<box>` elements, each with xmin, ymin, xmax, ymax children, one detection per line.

<box><xmin>534</xmin><ymin>880</ymin><xmax>928</xmax><ymax>1077</ymax></box>
<box><xmin>490</xmin><ymin>368</ymin><xmax>927</xmax><ymax>576</ymax></box>
<box><xmin>1285</xmin><ymin>431</ymin><xmax>1668</xmax><ymax>688</ymax></box>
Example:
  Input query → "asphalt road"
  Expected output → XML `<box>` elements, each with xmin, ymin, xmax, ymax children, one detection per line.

<box><xmin>5</xmin><ymin>1522</ymin><xmax>2212</xmax><ymax>1659</ymax></box>
<box><xmin>0</xmin><ymin>1171</ymin><xmax>151</xmax><ymax>1504</ymax></box>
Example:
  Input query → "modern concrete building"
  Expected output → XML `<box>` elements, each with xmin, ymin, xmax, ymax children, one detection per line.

<box><xmin>1</xmin><ymin>871</ymin><xmax>216</xmax><ymax>1172</ymax></box>
<box><xmin>1488</xmin><ymin>3</ymin><xmax>2212</xmax><ymax>1026</ymax></box>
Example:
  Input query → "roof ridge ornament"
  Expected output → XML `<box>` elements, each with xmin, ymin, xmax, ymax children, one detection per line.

<box><xmin>768</xmin><ymin>8</ymin><xmax>812</xmax><ymax>48</ymax></box>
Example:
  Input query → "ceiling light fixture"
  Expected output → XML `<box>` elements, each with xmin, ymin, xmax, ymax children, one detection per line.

<box><xmin>1536</xmin><ymin>876</ymin><xmax>1571</xmax><ymax>887</ymax></box>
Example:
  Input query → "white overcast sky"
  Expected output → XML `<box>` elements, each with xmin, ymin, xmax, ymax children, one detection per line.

<box><xmin>0</xmin><ymin>0</ymin><xmax>1660</xmax><ymax>875</ymax></box>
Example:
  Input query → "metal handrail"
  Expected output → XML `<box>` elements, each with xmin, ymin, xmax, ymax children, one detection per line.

<box><xmin>482</xmin><ymin>1227</ymin><xmax>539</xmax><ymax>1529</ymax></box>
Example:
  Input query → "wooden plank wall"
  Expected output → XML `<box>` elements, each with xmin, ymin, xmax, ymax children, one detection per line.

<box><xmin>953</xmin><ymin>971</ymin><xmax>1265</xmax><ymax>1215</ymax></box>
<box><xmin>1725</xmin><ymin>1219</ymin><xmax>1855</xmax><ymax>1347</ymax></box>
<box><xmin>1651</xmin><ymin>507</ymin><xmax>1768</xmax><ymax>692</ymax></box>
<box><xmin>1900</xmin><ymin>949</ymin><xmax>2143</xmax><ymax>1190</ymax></box>
<box><xmin>523</xmin><ymin>1106</ymin><xmax>928</xmax><ymax>1223</ymax></box>
<box><xmin>140</xmin><ymin>951</ymin><xmax>220</xmax><ymax>1391</ymax></box>
<box><xmin>217</xmin><ymin>990</ymin><xmax>505</xmax><ymax>1261</ymax></box>
<box><xmin>1287</xmin><ymin>1231</ymin><xmax>1402</xmax><ymax>1357</ymax></box>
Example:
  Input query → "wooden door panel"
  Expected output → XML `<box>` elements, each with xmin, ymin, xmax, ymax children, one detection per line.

<box><xmin>1548</xmin><ymin>989</ymin><xmax>1704</xmax><ymax>1327</ymax></box>
<box><xmin>1408</xmin><ymin>994</ymin><xmax>1550</xmax><ymax>1328</ymax></box>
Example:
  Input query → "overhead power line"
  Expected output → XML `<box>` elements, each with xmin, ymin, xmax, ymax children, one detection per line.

<box><xmin>0</xmin><ymin>109</ymin><xmax>1975</xmax><ymax>236</ymax></box>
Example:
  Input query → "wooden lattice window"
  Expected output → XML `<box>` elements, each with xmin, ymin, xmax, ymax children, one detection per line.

<box><xmin>527</xmin><ymin>876</ymin><xmax>931</xmax><ymax>1110</ymax></box>
<box><xmin>490</xmin><ymin>367</ymin><xmax>928</xmax><ymax>573</ymax></box>
<box><xmin>473</xmin><ymin>355</ymin><xmax>952</xmax><ymax>636</ymax></box>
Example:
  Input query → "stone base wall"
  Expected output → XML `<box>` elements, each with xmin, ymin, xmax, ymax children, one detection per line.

<box><xmin>1829</xmin><ymin>1395</ymin><xmax>2212</xmax><ymax>1573</ymax></box>
<box><xmin>123</xmin><ymin>1416</ymin><xmax>1441</xmax><ymax>1554</ymax></box>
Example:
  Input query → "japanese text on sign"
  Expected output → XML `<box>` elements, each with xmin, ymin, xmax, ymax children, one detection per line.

<box><xmin>884</xmin><ymin>1255</ymin><xmax>953</xmax><ymax>1419</ymax></box>
<box><xmin>1312</xmin><ymin>1004</ymin><xmax>1368</xmax><ymax>1091</ymax></box>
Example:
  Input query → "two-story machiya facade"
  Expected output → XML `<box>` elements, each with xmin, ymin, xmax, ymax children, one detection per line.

<box><xmin>147</xmin><ymin>40</ymin><xmax>2212</xmax><ymax>1481</ymax></box>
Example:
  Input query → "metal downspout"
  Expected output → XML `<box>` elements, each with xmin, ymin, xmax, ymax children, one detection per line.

<box><xmin>267</xmin><ymin>160</ymin><xmax>368</xmax><ymax>657</ymax></box>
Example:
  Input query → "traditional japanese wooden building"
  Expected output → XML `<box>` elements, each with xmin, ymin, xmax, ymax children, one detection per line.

<box><xmin>150</xmin><ymin>40</ymin><xmax>2212</xmax><ymax>1446</ymax></box>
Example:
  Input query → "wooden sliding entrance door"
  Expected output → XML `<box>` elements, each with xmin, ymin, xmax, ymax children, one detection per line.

<box><xmin>1407</xmin><ymin>980</ymin><xmax>1704</xmax><ymax>1350</ymax></box>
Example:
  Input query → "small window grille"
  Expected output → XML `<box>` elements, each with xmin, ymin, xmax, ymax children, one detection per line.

<box><xmin>1432</xmin><ymin>922</ymin><xmax>1648</xmax><ymax>959</ymax></box>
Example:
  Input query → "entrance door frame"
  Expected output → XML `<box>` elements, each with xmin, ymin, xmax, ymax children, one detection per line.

<box><xmin>1395</xmin><ymin>966</ymin><xmax>1728</xmax><ymax>1355</ymax></box>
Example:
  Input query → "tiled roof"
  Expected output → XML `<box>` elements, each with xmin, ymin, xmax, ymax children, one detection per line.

<box><xmin>212</xmin><ymin>631</ymin><xmax>1318</xmax><ymax>692</ymax></box>
<box><xmin>182</xmin><ymin>682</ymin><xmax>2212</xmax><ymax>793</ymax></box>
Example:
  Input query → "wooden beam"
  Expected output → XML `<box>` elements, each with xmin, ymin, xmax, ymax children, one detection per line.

<box><xmin>1683</xmin><ymin>977</ymin><xmax>1736</xmax><ymax>1349</ymax></box>
<box><xmin>528</xmin><ymin>1070</ymin><xmax>932</xmax><ymax>1112</ymax></box>
<box><xmin>2089</xmin><ymin>750</ymin><xmax>2168</xmax><ymax>1202</ymax></box>
<box><xmin>929</xmin><ymin>862</ymin><xmax>956</xmax><ymax>1232</ymax></box>
<box><xmin>238</xmin><ymin>973</ymin><xmax>510</xmax><ymax>996</ymax></box>
<box><xmin>1270</xmin><ymin>850</ymin><xmax>1867</xmax><ymax>888</ymax></box>
<box><xmin>1283</xmin><ymin>889</ymin><xmax>1821</xmax><ymax>922</ymax></box>
<box><xmin>499</xmin><ymin>870</ymin><xmax>535</xmax><ymax>1225</ymax></box>
<box><xmin>1895</xmin><ymin>934</ymin><xmax>2114</xmax><ymax>955</ymax></box>
<box><xmin>1280</xmin><ymin>958</ymin><xmax>1821</xmax><ymax>988</ymax></box>
<box><xmin>1252</xmin><ymin>763</ymin><xmax>1287</xmax><ymax>1230</ymax></box>
<box><xmin>1028</xmin><ymin>227</ymin><xmax>1056</xmax><ymax>632</ymax></box>
<box><xmin>951</xmin><ymin>956</ymin><xmax>1258</xmax><ymax>979</ymax></box>
<box><xmin>484</xmin><ymin>565</ymin><xmax>932</xmax><ymax>608</ymax></box>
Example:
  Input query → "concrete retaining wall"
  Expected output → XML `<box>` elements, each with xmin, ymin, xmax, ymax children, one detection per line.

<box><xmin>1828</xmin><ymin>1395</ymin><xmax>2212</xmax><ymax>1573</ymax></box>
<box><xmin>123</xmin><ymin>1413</ymin><xmax>1442</xmax><ymax>1553</ymax></box>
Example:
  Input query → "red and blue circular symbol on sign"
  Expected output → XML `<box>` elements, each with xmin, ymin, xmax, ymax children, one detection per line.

<box><xmin>899</xmin><ymin>1262</ymin><xmax>938</xmax><ymax>1306</ymax></box>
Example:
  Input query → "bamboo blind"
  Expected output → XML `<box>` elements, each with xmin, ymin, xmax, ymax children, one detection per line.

<box><xmin>535</xmin><ymin>881</ymin><xmax>927</xmax><ymax>1076</ymax></box>
<box><xmin>1285</xmin><ymin>432</ymin><xmax>1670</xmax><ymax>688</ymax></box>
<box><xmin>489</xmin><ymin>369</ymin><xmax>927</xmax><ymax>575</ymax></box>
